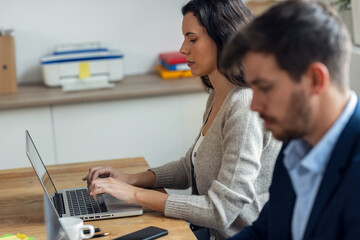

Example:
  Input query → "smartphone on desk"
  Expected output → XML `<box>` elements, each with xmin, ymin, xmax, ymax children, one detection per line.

<box><xmin>112</xmin><ymin>226</ymin><xmax>168</xmax><ymax>240</ymax></box>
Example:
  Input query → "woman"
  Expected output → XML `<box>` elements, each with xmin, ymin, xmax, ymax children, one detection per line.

<box><xmin>83</xmin><ymin>0</ymin><xmax>281</xmax><ymax>239</ymax></box>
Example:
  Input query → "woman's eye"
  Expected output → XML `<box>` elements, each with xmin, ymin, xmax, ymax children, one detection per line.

<box><xmin>190</xmin><ymin>39</ymin><xmax>197</xmax><ymax>43</ymax></box>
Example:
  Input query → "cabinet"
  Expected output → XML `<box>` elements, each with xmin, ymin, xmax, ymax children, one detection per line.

<box><xmin>0</xmin><ymin>107</ymin><xmax>55</xmax><ymax>169</ymax></box>
<box><xmin>0</xmin><ymin>92</ymin><xmax>207</xmax><ymax>170</ymax></box>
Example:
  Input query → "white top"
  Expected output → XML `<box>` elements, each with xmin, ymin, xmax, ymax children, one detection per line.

<box><xmin>192</xmin><ymin>133</ymin><xmax>205</xmax><ymax>165</ymax></box>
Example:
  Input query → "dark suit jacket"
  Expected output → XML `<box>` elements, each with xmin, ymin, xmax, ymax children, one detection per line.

<box><xmin>229</xmin><ymin>99</ymin><xmax>360</xmax><ymax>240</ymax></box>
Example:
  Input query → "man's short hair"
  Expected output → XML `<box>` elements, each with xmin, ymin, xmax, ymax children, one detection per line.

<box><xmin>221</xmin><ymin>0</ymin><xmax>352</xmax><ymax>90</ymax></box>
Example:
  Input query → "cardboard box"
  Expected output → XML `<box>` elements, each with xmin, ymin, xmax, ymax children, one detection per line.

<box><xmin>0</xmin><ymin>36</ymin><xmax>17</xmax><ymax>94</ymax></box>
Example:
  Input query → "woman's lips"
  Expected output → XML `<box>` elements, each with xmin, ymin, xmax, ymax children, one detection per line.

<box><xmin>187</xmin><ymin>61</ymin><xmax>195</xmax><ymax>67</ymax></box>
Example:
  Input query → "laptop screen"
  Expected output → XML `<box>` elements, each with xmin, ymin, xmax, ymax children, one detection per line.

<box><xmin>26</xmin><ymin>130</ymin><xmax>57</xmax><ymax>198</ymax></box>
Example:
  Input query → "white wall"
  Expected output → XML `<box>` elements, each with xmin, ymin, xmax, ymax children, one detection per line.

<box><xmin>0</xmin><ymin>0</ymin><xmax>188</xmax><ymax>84</ymax></box>
<box><xmin>350</xmin><ymin>47</ymin><xmax>360</xmax><ymax>94</ymax></box>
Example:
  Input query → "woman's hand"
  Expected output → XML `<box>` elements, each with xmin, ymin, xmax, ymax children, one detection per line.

<box><xmin>82</xmin><ymin>166</ymin><xmax>131</xmax><ymax>187</ymax></box>
<box><xmin>83</xmin><ymin>166</ymin><xmax>157</xmax><ymax>189</ymax></box>
<box><xmin>88</xmin><ymin>177</ymin><xmax>168</xmax><ymax>212</ymax></box>
<box><xmin>87</xmin><ymin>177</ymin><xmax>136</xmax><ymax>203</ymax></box>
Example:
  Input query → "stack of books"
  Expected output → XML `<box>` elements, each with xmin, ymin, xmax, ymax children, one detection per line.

<box><xmin>156</xmin><ymin>52</ymin><xmax>193</xmax><ymax>79</ymax></box>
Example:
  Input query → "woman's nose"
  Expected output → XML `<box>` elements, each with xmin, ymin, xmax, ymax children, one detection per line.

<box><xmin>179</xmin><ymin>41</ymin><xmax>188</xmax><ymax>55</ymax></box>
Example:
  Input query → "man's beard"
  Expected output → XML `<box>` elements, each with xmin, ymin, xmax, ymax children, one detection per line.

<box><xmin>261</xmin><ymin>89</ymin><xmax>311</xmax><ymax>142</ymax></box>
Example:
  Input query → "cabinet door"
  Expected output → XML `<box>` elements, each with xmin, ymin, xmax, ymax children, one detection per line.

<box><xmin>0</xmin><ymin>107</ymin><xmax>55</xmax><ymax>170</ymax></box>
<box><xmin>52</xmin><ymin>93</ymin><xmax>208</xmax><ymax>168</ymax></box>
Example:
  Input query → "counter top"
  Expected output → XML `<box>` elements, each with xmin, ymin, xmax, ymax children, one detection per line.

<box><xmin>0</xmin><ymin>74</ymin><xmax>204</xmax><ymax>110</ymax></box>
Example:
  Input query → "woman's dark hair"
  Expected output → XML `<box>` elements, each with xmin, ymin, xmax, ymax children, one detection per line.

<box><xmin>182</xmin><ymin>0</ymin><xmax>253</xmax><ymax>90</ymax></box>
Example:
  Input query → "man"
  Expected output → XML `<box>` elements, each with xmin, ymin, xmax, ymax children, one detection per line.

<box><xmin>221</xmin><ymin>1</ymin><xmax>360</xmax><ymax>240</ymax></box>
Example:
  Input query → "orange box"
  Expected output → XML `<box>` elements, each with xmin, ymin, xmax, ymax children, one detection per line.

<box><xmin>0</xmin><ymin>35</ymin><xmax>17</xmax><ymax>94</ymax></box>
<box><xmin>156</xmin><ymin>65</ymin><xmax>193</xmax><ymax>79</ymax></box>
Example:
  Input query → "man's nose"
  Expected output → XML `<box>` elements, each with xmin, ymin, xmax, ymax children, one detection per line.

<box><xmin>250</xmin><ymin>92</ymin><xmax>265</xmax><ymax>113</ymax></box>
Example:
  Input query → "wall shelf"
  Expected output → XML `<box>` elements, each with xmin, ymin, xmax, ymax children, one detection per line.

<box><xmin>0</xmin><ymin>73</ymin><xmax>203</xmax><ymax>110</ymax></box>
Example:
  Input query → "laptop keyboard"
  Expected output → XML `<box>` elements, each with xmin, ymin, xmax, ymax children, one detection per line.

<box><xmin>66</xmin><ymin>189</ymin><xmax>108</xmax><ymax>216</ymax></box>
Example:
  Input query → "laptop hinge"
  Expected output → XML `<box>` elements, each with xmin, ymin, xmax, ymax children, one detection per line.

<box><xmin>53</xmin><ymin>193</ymin><xmax>66</xmax><ymax>217</ymax></box>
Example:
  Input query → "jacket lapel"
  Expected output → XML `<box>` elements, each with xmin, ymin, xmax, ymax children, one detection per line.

<box><xmin>303</xmin><ymin>100</ymin><xmax>360</xmax><ymax>239</ymax></box>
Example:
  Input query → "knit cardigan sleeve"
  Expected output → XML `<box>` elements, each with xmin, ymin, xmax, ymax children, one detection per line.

<box><xmin>149</xmin><ymin>148</ymin><xmax>192</xmax><ymax>189</ymax></box>
<box><xmin>164</xmin><ymin>89</ymin><xmax>272</xmax><ymax>230</ymax></box>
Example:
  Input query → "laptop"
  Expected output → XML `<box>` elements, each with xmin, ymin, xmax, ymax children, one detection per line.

<box><xmin>44</xmin><ymin>194</ymin><xmax>70</xmax><ymax>240</ymax></box>
<box><xmin>26</xmin><ymin>130</ymin><xmax>143</xmax><ymax>221</ymax></box>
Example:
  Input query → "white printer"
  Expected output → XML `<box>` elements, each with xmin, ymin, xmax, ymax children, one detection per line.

<box><xmin>40</xmin><ymin>42</ymin><xmax>124</xmax><ymax>92</ymax></box>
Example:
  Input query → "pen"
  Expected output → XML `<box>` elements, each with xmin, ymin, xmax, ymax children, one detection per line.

<box><xmin>91</xmin><ymin>233</ymin><xmax>109</xmax><ymax>238</ymax></box>
<box><xmin>84</xmin><ymin>228</ymin><xmax>101</xmax><ymax>234</ymax></box>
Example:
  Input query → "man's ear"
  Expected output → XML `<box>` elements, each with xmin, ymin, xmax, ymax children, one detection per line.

<box><xmin>305</xmin><ymin>62</ymin><xmax>329</xmax><ymax>95</ymax></box>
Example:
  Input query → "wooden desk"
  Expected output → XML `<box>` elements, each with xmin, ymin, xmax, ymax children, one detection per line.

<box><xmin>0</xmin><ymin>158</ymin><xmax>196</xmax><ymax>239</ymax></box>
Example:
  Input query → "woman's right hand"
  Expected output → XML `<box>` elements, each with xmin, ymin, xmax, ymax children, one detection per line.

<box><xmin>82</xmin><ymin>166</ymin><xmax>132</xmax><ymax>187</ymax></box>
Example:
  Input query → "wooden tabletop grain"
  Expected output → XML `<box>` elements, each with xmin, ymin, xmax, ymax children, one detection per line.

<box><xmin>0</xmin><ymin>157</ymin><xmax>196</xmax><ymax>239</ymax></box>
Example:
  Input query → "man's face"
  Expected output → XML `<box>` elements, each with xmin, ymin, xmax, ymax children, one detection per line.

<box><xmin>242</xmin><ymin>52</ymin><xmax>313</xmax><ymax>142</ymax></box>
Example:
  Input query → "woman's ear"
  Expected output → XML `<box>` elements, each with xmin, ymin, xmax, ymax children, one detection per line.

<box><xmin>305</xmin><ymin>62</ymin><xmax>329</xmax><ymax>95</ymax></box>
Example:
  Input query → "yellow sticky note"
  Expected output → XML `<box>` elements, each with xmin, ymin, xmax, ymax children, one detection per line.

<box><xmin>78</xmin><ymin>62</ymin><xmax>91</xmax><ymax>79</ymax></box>
<box><xmin>16</xmin><ymin>233</ymin><xmax>28</xmax><ymax>240</ymax></box>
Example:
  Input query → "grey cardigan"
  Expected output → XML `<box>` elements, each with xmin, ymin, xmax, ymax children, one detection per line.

<box><xmin>151</xmin><ymin>86</ymin><xmax>281</xmax><ymax>239</ymax></box>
